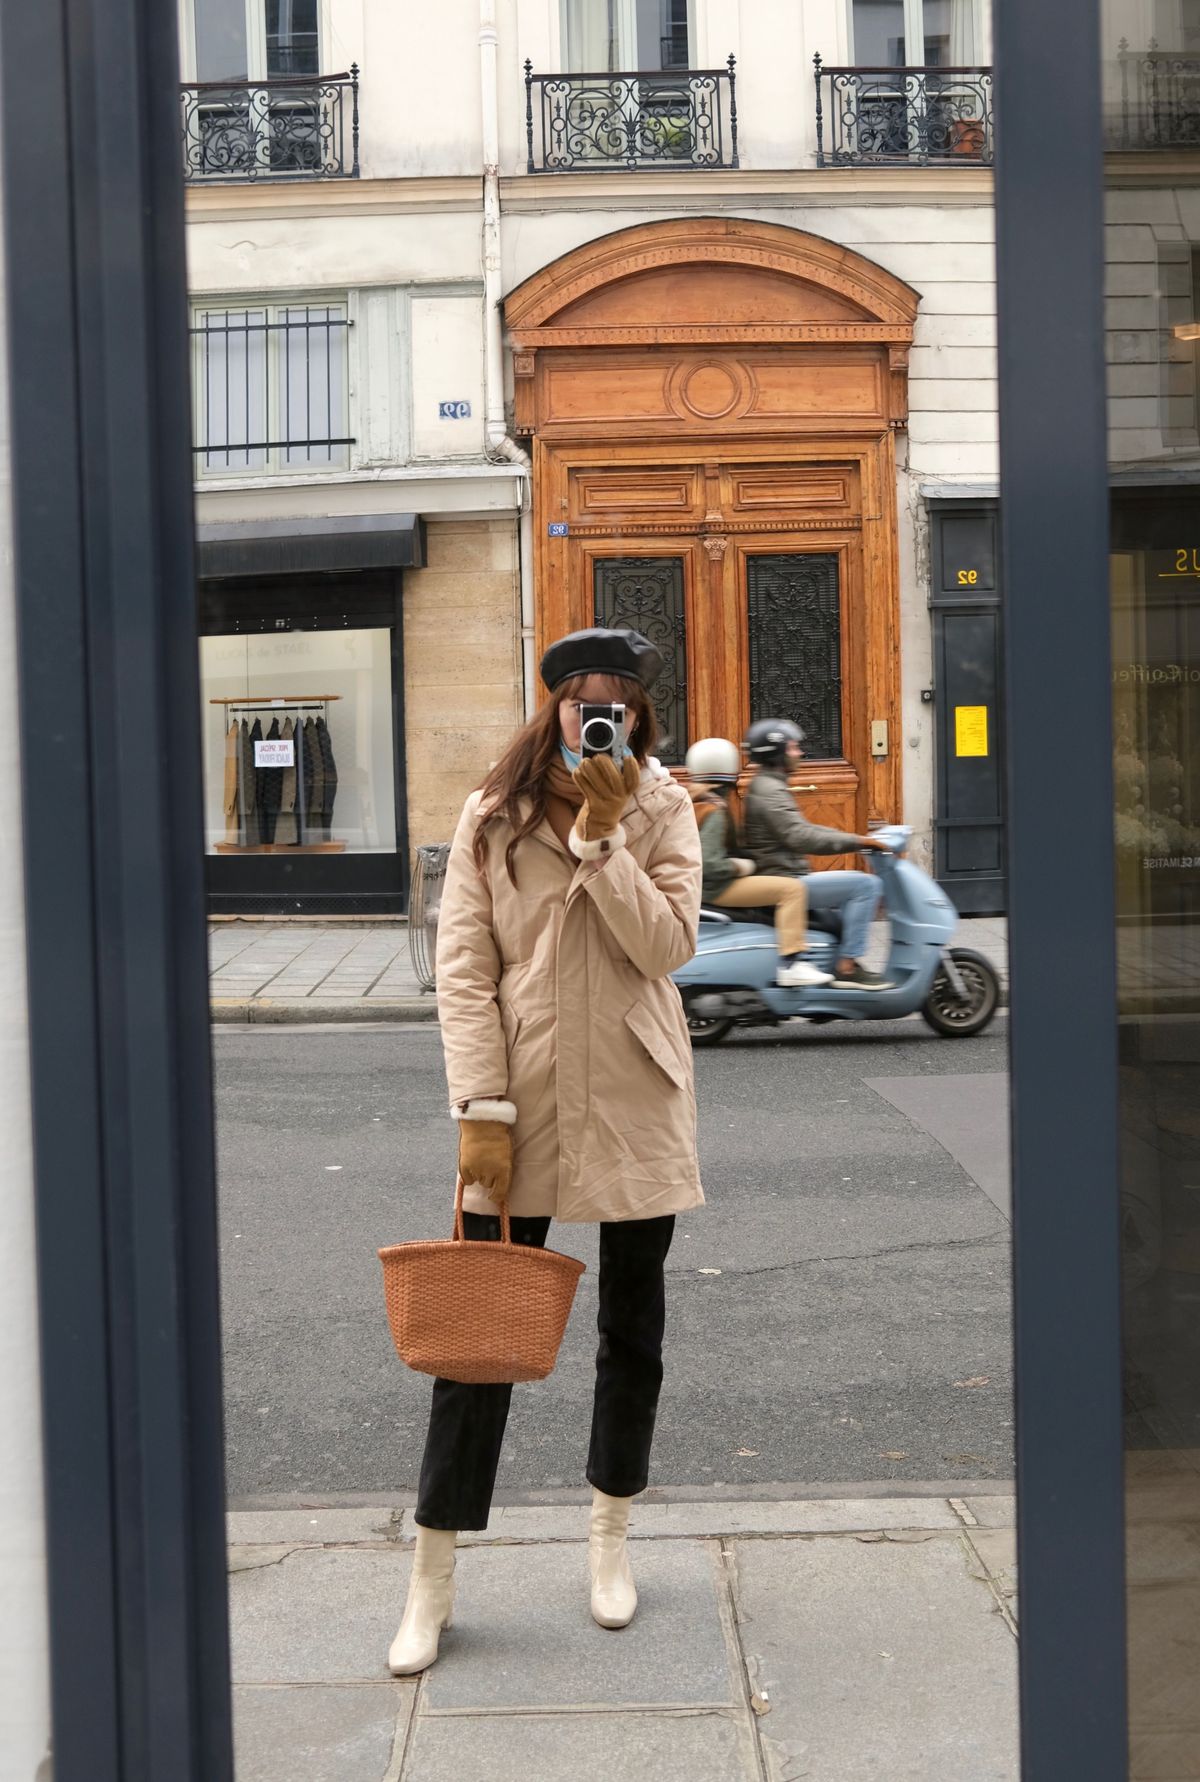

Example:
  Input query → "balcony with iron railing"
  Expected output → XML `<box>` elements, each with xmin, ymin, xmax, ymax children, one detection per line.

<box><xmin>814</xmin><ymin>55</ymin><xmax>993</xmax><ymax>167</ymax></box>
<box><xmin>1110</xmin><ymin>41</ymin><xmax>1200</xmax><ymax>149</ymax></box>
<box><xmin>524</xmin><ymin>55</ymin><xmax>738</xmax><ymax>172</ymax></box>
<box><xmin>180</xmin><ymin>66</ymin><xmax>359</xmax><ymax>182</ymax></box>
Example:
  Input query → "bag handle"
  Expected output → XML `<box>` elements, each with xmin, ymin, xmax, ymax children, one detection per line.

<box><xmin>453</xmin><ymin>1174</ymin><xmax>512</xmax><ymax>1246</ymax></box>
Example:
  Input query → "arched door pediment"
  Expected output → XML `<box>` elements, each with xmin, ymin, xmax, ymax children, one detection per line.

<box><xmin>504</xmin><ymin>217</ymin><xmax>919</xmax><ymax>432</ymax></box>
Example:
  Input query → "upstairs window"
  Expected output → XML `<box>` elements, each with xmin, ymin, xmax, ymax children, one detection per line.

<box><xmin>187</xmin><ymin>0</ymin><xmax>320</xmax><ymax>81</ymax></box>
<box><xmin>190</xmin><ymin>301</ymin><xmax>351</xmax><ymax>476</ymax></box>
<box><xmin>562</xmin><ymin>0</ymin><xmax>693</xmax><ymax>72</ymax></box>
<box><xmin>849</xmin><ymin>0</ymin><xmax>988</xmax><ymax>66</ymax></box>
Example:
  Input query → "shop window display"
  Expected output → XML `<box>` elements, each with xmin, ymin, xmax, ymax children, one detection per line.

<box><xmin>200</xmin><ymin>627</ymin><xmax>396</xmax><ymax>856</ymax></box>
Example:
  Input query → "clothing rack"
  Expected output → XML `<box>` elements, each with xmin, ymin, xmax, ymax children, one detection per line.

<box><xmin>214</xmin><ymin>696</ymin><xmax>345</xmax><ymax>856</ymax></box>
<box><xmin>211</xmin><ymin>695</ymin><xmax>342</xmax><ymax>708</ymax></box>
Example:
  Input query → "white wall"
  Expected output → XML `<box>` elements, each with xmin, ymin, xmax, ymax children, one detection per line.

<box><xmin>0</xmin><ymin>124</ymin><xmax>52</xmax><ymax>1778</ymax></box>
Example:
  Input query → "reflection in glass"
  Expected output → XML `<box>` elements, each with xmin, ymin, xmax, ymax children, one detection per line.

<box><xmin>1105</xmin><ymin>3</ymin><xmax>1200</xmax><ymax>1774</ymax></box>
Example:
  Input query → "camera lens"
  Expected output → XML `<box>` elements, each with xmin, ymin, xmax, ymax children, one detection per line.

<box><xmin>581</xmin><ymin>716</ymin><xmax>617</xmax><ymax>752</ymax></box>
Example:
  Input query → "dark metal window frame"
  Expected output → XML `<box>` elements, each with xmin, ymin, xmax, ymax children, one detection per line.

<box><xmin>995</xmin><ymin>0</ymin><xmax>1129</xmax><ymax>1772</ymax></box>
<box><xmin>190</xmin><ymin>301</ymin><xmax>354</xmax><ymax>472</ymax></box>
<box><xmin>593</xmin><ymin>553</ymin><xmax>690</xmax><ymax>765</ymax></box>
<box><xmin>199</xmin><ymin>570</ymin><xmax>411</xmax><ymax>916</ymax></box>
<box><xmin>746</xmin><ymin>550</ymin><xmax>844</xmax><ymax>762</ymax></box>
<box><xmin>0</xmin><ymin>0</ymin><xmax>233</xmax><ymax>1774</ymax></box>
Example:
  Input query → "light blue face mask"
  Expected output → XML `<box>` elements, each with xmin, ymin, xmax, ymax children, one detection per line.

<box><xmin>560</xmin><ymin>739</ymin><xmax>633</xmax><ymax>772</ymax></box>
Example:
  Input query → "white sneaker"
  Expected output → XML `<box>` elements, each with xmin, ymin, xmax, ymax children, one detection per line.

<box><xmin>776</xmin><ymin>957</ymin><xmax>834</xmax><ymax>988</ymax></box>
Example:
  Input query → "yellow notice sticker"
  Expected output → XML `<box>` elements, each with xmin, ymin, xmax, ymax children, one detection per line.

<box><xmin>955</xmin><ymin>705</ymin><xmax>989</xmax><ymax>757</ymax></box>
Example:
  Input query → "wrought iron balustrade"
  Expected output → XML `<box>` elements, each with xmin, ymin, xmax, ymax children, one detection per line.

<box><xmin>814</xmin><ymin>56</ymin><xmax>993</xmax><ymax>167</ymax></box>
<box><xmin>180</xmin><ymin>66</ymin><xmax>359</xmax><ymax>182</ymax></box>
<box><xmin>1112</xmin><ymin>41</ymin><xmax>1200</xmax><ymax>149</ymax></box>
<box><xmin>525</xmin><ymin>57</ymin><xmax>737</xmax><ymax>172</ymax></box>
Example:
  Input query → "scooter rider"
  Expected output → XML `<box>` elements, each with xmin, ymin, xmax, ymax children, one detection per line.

<box><xmin>685</xmin><ymin>738</ymin><xmax>832</xmax><ymax>988</ymax></box>
<box><xmin>742</xmin><ymin>719</ymin><xmax>895</xmax><ymax>990</ymax></box>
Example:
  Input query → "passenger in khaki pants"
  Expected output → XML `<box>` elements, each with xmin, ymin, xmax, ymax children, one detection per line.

<box><xmin>684</xmin><ymin>738</ymin><xmax>832</xmax><ymax>988</ymax></box>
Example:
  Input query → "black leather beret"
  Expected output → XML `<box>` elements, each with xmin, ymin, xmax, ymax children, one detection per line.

<box><xmin>540</xmin><ymin>627</ymin><xmax>664</xmax><ymax>692</ymax></box>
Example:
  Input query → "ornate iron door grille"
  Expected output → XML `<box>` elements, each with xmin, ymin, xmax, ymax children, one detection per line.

<box><xmin>746</xmin><ymin>554</ymin><xmax>843</xmax><ymax>760</ymax></box>
<box><xmin>593</xmin><ymin>557</ymin><xmax>688</xmax><ymax>765</ymax></box>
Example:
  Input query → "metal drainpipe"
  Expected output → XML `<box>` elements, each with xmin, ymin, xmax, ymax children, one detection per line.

<box><xmin>480</xmin><ymin>0</ymin><xmax>536</xmax><ymax>718</ymax></box>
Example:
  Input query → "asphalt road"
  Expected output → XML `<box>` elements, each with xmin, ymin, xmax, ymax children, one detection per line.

<box><xmin>215</xmin><ymin>1018</ymin><xmax>1013</xmax><ymax>1504</ymax></box>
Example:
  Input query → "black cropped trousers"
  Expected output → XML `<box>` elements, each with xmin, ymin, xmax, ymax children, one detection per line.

<box><xmin>415</xmin><ymin>1209</ymin><xmax>675</xmax><ymax>1530</ymax></box>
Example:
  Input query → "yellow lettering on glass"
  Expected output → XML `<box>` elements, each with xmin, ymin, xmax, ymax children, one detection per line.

<box><xmin>1166</xmin><ymin>549</ymin><xmax>1200</xmax><ymax>577</ymax></box>
<box><xmin>955</xmin><ymin>705</ymin><xmax>989</xmax><ymax>758</ymax></box>
<box><xmin>956</xmin><ymin>569</ymin><xmax>979</xmax><ymax>585</ymax></box>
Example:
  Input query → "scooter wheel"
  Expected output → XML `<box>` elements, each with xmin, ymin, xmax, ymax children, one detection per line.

<box><xmin>682</xmin><ymin>992</ymin><xmax>734</xmax><ymax>1047</ymax></box>
<box><xmin>922</xmin><ymin>947</ymin><xmax>1000</xmax><ymax>1037</ymax></box>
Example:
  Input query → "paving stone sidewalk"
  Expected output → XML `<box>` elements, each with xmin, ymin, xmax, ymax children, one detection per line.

<box><xmin>209</xmin><ymin>916</ymin><xmax>1010</xmax><ymax>1025</ymax></box>
<box><xmin>227</xmin><ymin>1492</ymin><xmax>1018</xmax><ymax>1781</ymax></box>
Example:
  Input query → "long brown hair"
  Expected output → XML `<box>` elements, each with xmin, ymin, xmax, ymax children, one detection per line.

<box><xmin>472</xmin><ymin>672</ymin><xmax>659</xmax><ymax>885</ymax></box>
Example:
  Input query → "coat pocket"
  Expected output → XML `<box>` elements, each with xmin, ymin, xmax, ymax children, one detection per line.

<box><xmin>500</xmin><ymin>1000</ymin><xmax>522</xmax><ymax>1055</ymax></box>
<box><xmin>623</xmin><ymin>1000</ymin><xmax>689</xmax><ymax>1090</ymax></box>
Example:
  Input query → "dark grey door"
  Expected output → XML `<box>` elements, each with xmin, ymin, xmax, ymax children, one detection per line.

<box><xmin>930</xmin><ymin>504</ymin><xmax>1006</xmax><ymax>914</ymax></box>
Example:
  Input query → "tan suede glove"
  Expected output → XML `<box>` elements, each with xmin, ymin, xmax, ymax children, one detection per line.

<box><xmin>457</xmin><ymin>1120</ymin><xmax>514</xmax><ymax>1205</ymax></box>
<box><xmin>572</xmin><ymin>754</ymin><xmax>641</xmax><ymax>844</ymax></box>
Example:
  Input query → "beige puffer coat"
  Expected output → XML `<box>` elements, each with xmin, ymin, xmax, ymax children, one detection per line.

<box><xmin>436</xmin><ymin>763</ymin><xmax>704</xmax><ymax>1222</ymax></box>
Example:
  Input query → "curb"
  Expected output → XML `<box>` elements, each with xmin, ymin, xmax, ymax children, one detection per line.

<box><xmin>210</xmin><ymin>991</ymin><xmax>1007</xmax><ymax>1026</ymax></box>
<box><xmin>210</xmin><ymin>996</ymin><xmax>437</xmax><ymax>1025</ymax></box>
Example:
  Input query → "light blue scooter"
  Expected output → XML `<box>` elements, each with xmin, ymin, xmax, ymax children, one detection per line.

<box><xmin>671</xmin><ymin>826</ymin><xmax>1000</xmax><ymax>1046</ymax></box>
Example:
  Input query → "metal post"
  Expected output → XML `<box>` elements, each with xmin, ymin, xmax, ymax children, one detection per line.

<box><xmin>350</xmin><ymin>62</ymin><xmax>360</xmax><ymax>176</ymax></box>
<box><xmin>813</xmin><ymin>52</ymin><xmax>825</xmax><ymax>166</ymax></box>
<box><xmin>993</xmin><ymin>0</ymin><xmax>1129</xmax><ymax>1773</ymax></box>
<box><xmin>0</xmin><ymin>0</ymin><xmax>233</xmax><ymax>1774</ymax></box>
<box><xmin>727</xmin><ymin>53</ymin><xmax>738</xmax><ymax>167</ymax></box>
<box><xmin>525</xmin><ymin>58</ymin><xmax>535</xmax><ymax>173</ymax></box>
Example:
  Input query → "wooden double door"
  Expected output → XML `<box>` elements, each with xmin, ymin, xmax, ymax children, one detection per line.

<box><xmin>536</xmin><ymin>439</ymin><xmax>899</xmax><ymax>851</ymax></box>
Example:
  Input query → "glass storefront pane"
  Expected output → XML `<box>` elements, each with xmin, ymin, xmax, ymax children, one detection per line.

<box><xmin>199</xmin><ymin>627</ymin><xmax>396</xmax><ymax>856</ymax></box>
<box><xmin>1104</xmin><ymin>3</ymin><xmax>1200</xmax><ymax>1774</ymax></box>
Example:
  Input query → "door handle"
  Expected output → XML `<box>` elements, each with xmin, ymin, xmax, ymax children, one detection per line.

<box><xmin>793</xmin><ymin>784</ymin><xmax>819</xmax><ymax>792</ymax></box>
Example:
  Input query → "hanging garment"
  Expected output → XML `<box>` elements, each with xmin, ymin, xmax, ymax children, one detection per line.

<box><xmin>316</xmin><ymin>716</ymin><xmax>339</xmax><ymax>841</ymax></box>
<box><xmin>223</xmin><ymin>720</ymin><xmax>240</xmax><ymax>844</ymax></box>
<box><xmin>248</xmin><ymin>718</ymin><xmax>265</xmax><ymax>846</ymax></box>
<box><xmin>303</xmin><ymin>717</ymin><xmax>324</xmax><ymax>844</ymax></box>
<box><xmin>275</xmin><ymin>716</ymin><xmax>298</xmax><ymax>846</ymax></box>
<box><xmin>238</xmin><ymin>718</ymin><xmax>257</xmax><ymax>848</ymax></box>
<box><xmin>260</xmin><ymin>716</ymin><xmax>284</xmax><ymax>844</ymax></box>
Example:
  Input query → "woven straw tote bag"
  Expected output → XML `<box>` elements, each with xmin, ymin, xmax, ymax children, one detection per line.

<box><xmin>378</xmin><ymin>1177</ymin><xmax>585</xmax><ymax>1384</ymax></box>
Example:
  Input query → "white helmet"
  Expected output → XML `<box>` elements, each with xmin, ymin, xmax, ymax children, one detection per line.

<box><xmin>685</xmin><ymin>737</ymin><xmax>741</xmax><ymax>784</ymax></box>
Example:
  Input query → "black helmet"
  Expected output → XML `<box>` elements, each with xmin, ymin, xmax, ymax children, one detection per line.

<box><xmin>743</xmin><ymin>718</ymin><xmax>805</xmax><ymax>766</ymax></box>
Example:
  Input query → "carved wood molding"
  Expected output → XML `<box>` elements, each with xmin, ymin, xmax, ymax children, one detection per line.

<box><xmin>568</xmin><ymin>517</ymin><xmax>864</xmax><ymax>537</ymax></box>
<box><xmin>504</xmin><ymin>216</ymin><xmax>920</xmax><ymax>333</ymax></box>
<box><xmin>509</xmin><ymin>322</ymin><xmax>915</xmax><ymax>349</ymax></box>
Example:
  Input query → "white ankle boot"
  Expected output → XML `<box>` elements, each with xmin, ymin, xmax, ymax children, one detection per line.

<box><xmin>589</xmin><ymin>1488</ymin><xmax>637</xmax><ymax>1629</ymax></box>
<box><xmin>388</xmin><ymin>1526</ymin><xmax>457</xmax><ymax>1675</ymax></box>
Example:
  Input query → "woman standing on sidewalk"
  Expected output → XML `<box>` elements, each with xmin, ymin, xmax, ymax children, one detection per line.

<box><xmin>388</xmin><ymin>626</ymin><xmax>704</xmax><ymax>1676</ymax></box>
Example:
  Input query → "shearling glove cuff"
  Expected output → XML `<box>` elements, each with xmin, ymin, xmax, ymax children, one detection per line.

<box><xmin>571</xmin><ymin>754</ymin><xmax>640</xmax><ymax>857</ymax></box>
<box><xmin>451</xmin><ymin>1098</ymin><xmax>517</xmax><ymax>1124</ymax></box>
